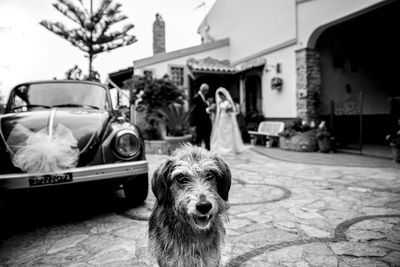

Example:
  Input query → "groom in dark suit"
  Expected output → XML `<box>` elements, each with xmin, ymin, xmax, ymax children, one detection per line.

<box><xmin>190</xmin><ymin>83</ymin><xmax>212</xmax><ymax>150</ymax></box>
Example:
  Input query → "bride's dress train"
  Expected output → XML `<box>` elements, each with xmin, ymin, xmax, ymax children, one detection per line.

<box><xmin>210</xmin><ymin>88</ymin><xmax>246</xmax><ymax>155</ymax></box>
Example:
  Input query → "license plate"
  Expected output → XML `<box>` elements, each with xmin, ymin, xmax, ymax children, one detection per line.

<box><xmin>29</xmin><ymin>173</ymin><xmax>73</xmax><ymax>186</ymax></box>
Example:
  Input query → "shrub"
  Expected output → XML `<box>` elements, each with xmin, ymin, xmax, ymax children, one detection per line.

<box><xmin>130</xmin><ymin>75</ymin><xmax>185</xmax><ymax>115</ymax></box>
<box><xmin>136</xmin><ymin>120</ymin><xmax>161</xmax><ymax>141</ymax></box>
<box><xmin>316</xmin><ymin>121</ymin><xmax>331</xmax><ymax>140</ymax></box>
<box><xmin>126</xmin><ymin>75</ymin><xmax>186</xmax><ymax>140</ymax></box>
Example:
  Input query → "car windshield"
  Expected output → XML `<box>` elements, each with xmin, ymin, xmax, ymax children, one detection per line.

<box><xmin>9</xmin><ymin>82</ymin><xmax>108</xmax><ymax>111</ymax></box>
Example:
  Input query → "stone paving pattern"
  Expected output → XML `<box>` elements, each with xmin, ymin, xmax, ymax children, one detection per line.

<box><xmin>0</xmin><ymin>147</ymin><xmax>399</xmax><ymax>266</ymax></box>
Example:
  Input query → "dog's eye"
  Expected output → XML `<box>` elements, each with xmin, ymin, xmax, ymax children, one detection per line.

<box><xmin>204</xmin><ymin>173</ymin><xmax>215</xmax><ymax>182</ymax></box>
<box><xmin>175</xmin><ymin>174</ymin><xmax>189</xmax><ymax>184</ymax></box>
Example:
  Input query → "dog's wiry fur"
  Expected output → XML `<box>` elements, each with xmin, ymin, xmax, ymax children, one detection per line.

<box><xmin>149</xmin><ymin>144</ymin><xmax>231</xmax><ymax>267</ymax></box>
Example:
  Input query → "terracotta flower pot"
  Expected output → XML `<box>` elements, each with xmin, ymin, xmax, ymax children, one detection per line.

<box><xmin>390</xmin><ymin>143</ymin><xmax>400</xmax><ymax>163</ymax></box>
<box><xmin>279</xmin><ymin>130</ymin><xmax>318</xmax><ymax>152</ymax></box>
<box><xmin>318</xmin><ymin>138</ymin><xmax>331</xmax><ymax>153</ymax></box>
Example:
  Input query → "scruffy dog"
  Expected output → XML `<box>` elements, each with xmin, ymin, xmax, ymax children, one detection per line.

<box><xmin>148</xmin><ymin>144</ymin><xmax>231</xmax><ymax>267</ymax></box>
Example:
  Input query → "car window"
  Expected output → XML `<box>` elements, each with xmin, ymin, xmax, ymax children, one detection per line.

<box><xmin>11</xmin><ymin>95</ymin><xmax>28</xmax><ymax>111</ymax></box>
<box><xmin>10</xmin><ymin>82</ymin><xmax>108</xmax><ymax>111</ymax></box>
<box><xmin>10</xmin><ymin>85</ymin><xmax>29</xmax><ymax>111</ymax></box>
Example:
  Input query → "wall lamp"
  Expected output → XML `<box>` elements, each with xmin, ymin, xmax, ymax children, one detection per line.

<box><xmin>265</xmin><ymin>63</ymin><xmax>282</xmax><ymax>73</ymax></box>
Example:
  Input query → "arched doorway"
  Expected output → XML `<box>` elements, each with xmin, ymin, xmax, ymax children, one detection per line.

<box><xmin>307</xmin><ymin>0</ymin><xmax>400</xmax><ymax>156</ymax></box>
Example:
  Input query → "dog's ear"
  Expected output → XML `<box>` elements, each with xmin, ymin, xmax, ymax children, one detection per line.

<box><xmin>213</xmin><ymin>156</ymin><xmax>231</xmax><ymax>201</ymax></box>
<box><xmin>152</xmin><ymin>159</ymin><xmax>173</xmax><ymax>203</ymax></box>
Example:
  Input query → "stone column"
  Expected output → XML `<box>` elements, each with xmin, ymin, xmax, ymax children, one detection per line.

<box><xmin>296</xmin><ymin>48</ymin><xmax>321</xmax><ymax>121</ymax></box>
<box><xmin>239</xmin><ymin>76</ymin><xmax>245</xmax><ymax>114</ymax></box>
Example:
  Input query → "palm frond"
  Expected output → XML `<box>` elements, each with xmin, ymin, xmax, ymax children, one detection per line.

<box><xmin>55</xmin><ymin>0</ymin><xmax>87</xmax><ymax>26</ymax></box>
<box><xmin>154</xmin><ymin>104</ymin><xmax>190</xmax><ymax>136</ymax></box>
<box><xmin>39</xmin><ymin>21</ymin><xmax>89</xmax><ymax>52</ymax></box>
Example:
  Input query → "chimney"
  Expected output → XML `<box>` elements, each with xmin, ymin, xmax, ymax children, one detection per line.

<box><xmin>153</xmin><ymin>13</ymin><xmax>166</xmax><ymax>55</ymax></box>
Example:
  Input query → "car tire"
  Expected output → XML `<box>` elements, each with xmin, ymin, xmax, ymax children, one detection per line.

<box><xmin>123</xmin><ymin>173</ymin><xmax>149</xmax><ymax>206</ymax></box>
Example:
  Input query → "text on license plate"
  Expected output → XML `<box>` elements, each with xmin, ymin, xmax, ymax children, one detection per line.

<box><xmin>29</xmin><ymin>173</ymin><xmax>73</xmax><ymax>186</ymax></box>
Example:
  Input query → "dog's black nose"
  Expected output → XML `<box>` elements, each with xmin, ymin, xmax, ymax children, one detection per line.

<box><xmin>196</xmin><ymin>201</ymin><xmax>212</xmax><ymax>214</ymax></box>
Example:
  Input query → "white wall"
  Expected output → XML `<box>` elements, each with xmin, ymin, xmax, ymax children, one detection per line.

<box><xmin>262</xmin><ymin>0</ymin><xmax>389</xmax><ymax>117</ymax></box>
<box><xmin>204</xmin><ymin>0</ymin><xmax>296</xmax><ymax>62</ymax></box>
<box><xmin>297</xmin><ymin>0</ymin><xmax>387</xmax><ymax>48</ymax></box>
<box><xmin>134</xmin><ymin>45</ymin><xmax>230</xmax><ymax>90</ymax></box>
<box><xmin>261</xmin><ymin>45</ymin><xmax>297</xmax><ymax>118</ymax></box>
<box><xmin>135</xmin><ymin>0</ymin><xmax>391</xmax><ymax>119</ymax></box>
<box><xmin>297</xmin><ymin>0</ymin><xmax>391</xmax><ymax>116</ymax></box>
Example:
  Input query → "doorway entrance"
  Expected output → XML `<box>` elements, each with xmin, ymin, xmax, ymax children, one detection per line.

<box><xmin>245</xmin><ymin>75</ymin><xmax>262</xmax><ymax>115</ymax></box>
<box><xmin>312</xmin><ymin>0</ymin><xmax>400</xmax><ymax>156</ymax></box>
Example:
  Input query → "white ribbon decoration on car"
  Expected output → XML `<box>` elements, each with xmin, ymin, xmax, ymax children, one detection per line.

<box><xmin>7</xmin><ymin>123</ymin><xmax>79</xmax><ymax>173</ymax></box>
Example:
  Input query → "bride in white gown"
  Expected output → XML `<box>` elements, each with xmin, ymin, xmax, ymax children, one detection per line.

<box><xmin>210</xmin><ymin>87</ymin><xmax>246</xmax><ymax>155</ymax></box>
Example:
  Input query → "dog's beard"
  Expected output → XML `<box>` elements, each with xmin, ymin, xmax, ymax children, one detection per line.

<box><xmin>173</xmin><ymin>205</ymin><xmax>215</xmax><ymax>231</ymax></box>
<box><xmin>173</xmin><ymin>193</ymin><xmax>227</xmax><ymax>232</ymax></box>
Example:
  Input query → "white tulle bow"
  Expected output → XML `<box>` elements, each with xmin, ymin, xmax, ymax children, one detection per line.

<box><xmin>7</xmin><ymin>123</ymin><xmax>79</xmax><ymax>173</ymax></box>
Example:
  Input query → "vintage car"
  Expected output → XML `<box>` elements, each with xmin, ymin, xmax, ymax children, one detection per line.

<box><xmin>0</xmin><ymin>80</ymin><xmax>148</xmax><ymax>205</ymax></box>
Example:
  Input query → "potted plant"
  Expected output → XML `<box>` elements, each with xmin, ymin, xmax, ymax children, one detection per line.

<box><xmin>151</xmin><ymin>103</ymin><xmax>193</xmax><ymax>153</ymax></box>
<box><xmin>126</xmin><ymin>75</ymin><xmax>189</xmax><ymax>154</ymax></box>
<box><xmin>316</xmin><ymin>121</ymin><xmax>332</xmax><ymax>153</ymax></box>
<box><xmin>153</xmin><ymin>103</ymin><xmax>191</xmax><ymax>137</ymax></box>
<box><xmin>278</xmin><ymin>118</ymin><xmax>318</xmax><ymax>152</ymax></box>
<box><xmin>128</xmin><ymin>74</ymin><xmax>186</xmax><ymax>141</ymax></box>
<box><xmin>386</xmin><ymin>120</ymin><xmax>400</xmax><ymax>163</ymax></box>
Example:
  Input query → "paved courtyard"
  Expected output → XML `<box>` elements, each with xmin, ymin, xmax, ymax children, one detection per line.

<box><xmin>0</xmin><ymin>147</ymin><xmax>399</xmax><ymax>266</ymax></box>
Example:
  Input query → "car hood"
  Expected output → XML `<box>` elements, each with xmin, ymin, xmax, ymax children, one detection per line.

<box><xmin>0</xmin><ymin>109</ymin><xmax>111</xmax><ymax>154</ymax></box>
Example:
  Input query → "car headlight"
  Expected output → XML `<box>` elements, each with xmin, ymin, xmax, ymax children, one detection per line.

<box><xmin>113</xmin><ymin>130</ymin><xmax>141</xmax><ymax>159</ymax></box>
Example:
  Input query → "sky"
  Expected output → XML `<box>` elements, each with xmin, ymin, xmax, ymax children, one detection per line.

<box><xmin>0</xmin><ymin>0</ymin><xmax>216</xmax><ymax>98</ymax></box>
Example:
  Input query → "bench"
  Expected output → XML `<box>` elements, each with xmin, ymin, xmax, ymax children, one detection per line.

<box><xmin>248</xmin><ymin>121</ymin><xmax>285</xmax><ymax>146</ymax></box>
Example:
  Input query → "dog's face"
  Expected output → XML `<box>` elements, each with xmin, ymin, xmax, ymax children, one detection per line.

<box><xmin>152</xmin><ymin>145</ymin><xmax>231</xmax><ymax>230</ymax></box>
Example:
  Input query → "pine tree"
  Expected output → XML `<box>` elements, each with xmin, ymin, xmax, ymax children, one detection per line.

<box><xmin>40</xmin><ymin>0</ymin><xmax>137</xmax><ymax>80</ymax></box>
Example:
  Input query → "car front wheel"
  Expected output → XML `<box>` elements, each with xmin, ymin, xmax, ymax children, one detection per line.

<box><xmin>123</xmin><ymin>173</ymin><xmax>149</xmax><ymax>206</ymax></box>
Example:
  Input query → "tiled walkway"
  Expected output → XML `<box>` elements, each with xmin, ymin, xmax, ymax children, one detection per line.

<box><xmin>250</xmin><ymin>146</ymin><xmax>400</xmax><ymax>169</ymax></box>
<box><xmin>1</xmin><ymin>148</ymin><xmax>399</xmax><ymax>266</ymax></box>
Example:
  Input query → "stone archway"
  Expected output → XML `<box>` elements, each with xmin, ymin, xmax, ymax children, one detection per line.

<box><xmin>298</xmin><ymin>0</ymin><xmax>400</xmax><ymax>151</ymax></box>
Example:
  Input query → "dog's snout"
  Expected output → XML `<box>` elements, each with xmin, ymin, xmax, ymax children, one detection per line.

<box><xmin>196</xmin><ymin>201</ymin><xmax>212</xmax><ymax>214</ymax></box>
